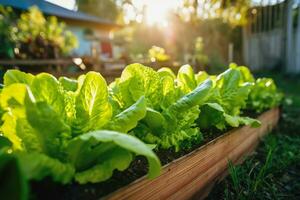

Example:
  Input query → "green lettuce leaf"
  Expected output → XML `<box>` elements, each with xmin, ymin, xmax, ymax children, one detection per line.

<box><xmin>3</xmin><ymin>70</ymin><xmax>34</xmax><ymax>86</ymax></box>
<box><xmin>109</xmin><ymin>63</ymin><xmax>162</xmax><ymax>109</ymax></box>
<box><xmin>16</xmin><ymin>118</ymin><xmax>43</xmax><ymax>152</ymax></box>
<box><xmin>168</xmin><ymin>79</ymin><xmax>213</xmax><ymax>114</ymax></box>
<box><xmin>30</xmin><ymin>73</ymin><xmax>66</xmax><ymax>116</ymax></box>
<box><xmin>135</xmin><ymin>80</ymin><xmax>213</xmax><ymax>151</ymax></box>
<box><xmin>74</xmin><ymin>147</ymin><xmax>133</xmax><ymax>184</ymax></box>
<box><xmin>157</xmin><ymin>67</ymin><xmax>176</xmax><ymax>79</ymax></box>
<box><xmin>223</xmin><ymin>114</ymin><xmax>260</xmax><ymax>128</ymax></box>
<box><xmin>104</xmin><ymin>96</ymin><xmax>147</xmax><ymax>133</ymax></box>
<box><xmin>215</xmin><ymin>68</ymin><xmax>253</xmax><ymax>115</ymax></box>
<box><xmin>17</xmin><ymin>152</ymin><xmax>75</xmax><ymax>184</ymax></box>
<box><xmin>229</xmin><ymin>63</ymin><xmax>255</xmax><ymax>83</ymax></box>
<box><xmin>195</xmin><ymin>71</ymin><xmax>209</xmax><ymax>84</ymax></box>
<box><xmin>0</xmin><ymin>84</ymin><xmax>42</xmax><ymax>152</ymax></box>
<box><xmin>247</xmin><ymin>78</ymin><xmax>283</xmax><ymax>112</ymax></box>
<box><xmin>24</xmin><ymin>88</ymin><xmax>71</xmax><ymax>158</ymax></box>
<box><xmin>73</xmin><ymin>71</ymin><xmax>112</xmax><ymax>134</ymax></box>
<box><xmin>59</xmin><ymin>76</ymin><xmax>78</xmax><ymax>92</ymax></box>
<box><xmin>159</xmin><ymin>75</ymin><xmax>179</xmax><ymax>109</ymax></box>
<box><xmin>0</xmin><ymin>84</ymin><xmax>28</xmax><ymax>150</ymax></box>
<box><xmin>66</xmin><ymin>130</ymin><xmax>161</xmax><ymax>183</ymax></box>
<box><xmin>142</xmin><ymin>108</ymin><xmax>166</xmax><ymax>134</ymax></box>
<box><xmin>161</xmin><ymin>106</ymin><xmax>201</xmax><ymax>151</ymax></box>
<box><xmin>177</xmin><ymin>64</ymin><xmax>198</xmax><ymax>93</ymax></box>
<box><xmin>197</xmin><ymin>103</ymin><xmax>260</xmax><ymax>130</ymax></box>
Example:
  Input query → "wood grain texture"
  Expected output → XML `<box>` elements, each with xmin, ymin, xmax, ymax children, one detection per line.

<box><xmin>104</xmin><ymin>108</ymin><xmax>280</xmax><ymax>200</ymax></box>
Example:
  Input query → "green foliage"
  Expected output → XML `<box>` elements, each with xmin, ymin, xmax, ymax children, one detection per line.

<box><xmin>148</xmin><ymin>46</ymin><xmax>170</xmax><ymax>62</ymax></box>
<box><xmin>109</xmin><ymin>63</ymin><xmax>163</xmax><ymax>109</ymax></box>
<box><xmin>18</xmin><ymin>152</ymin><xmax>75</xmax><ymax>184</ymax></box>
<box><xmin>0</xmin><ymin>6</ymin><xmax>77</xmax><ymax>59</ymax></box>
<box><xmin>109</xmin><ymin>64</ymin><xmax>210</xmax><ymax>151</ymax></box>
<box><xmin>0</xmin><ymin>62</ymin><xmax>282</xmax><ymax>196</ymax></box>
<box><xmin>247</xmin><ymin>78</ymin><xmax>283</xmax><ymax>113</ymax></box>
<box><xmin>14</xmin><ymin>6</ymin><xmax>78</xmax><ymax>58</ymax></box>
<box><xmin>196</xmin><ymin>64</ymin><xmax>260</xmax><ymax>130</ymax></box>
<box><xmin>209</xmin><ymin>129</ymin><xmax>300</xmax><ymax>200</ymax></box>
<box><xmin>0</xmin><ymin>136</ymin><xmax>28</xmax><ymax>200</ymax></box>
<box><xmin>104</xmin><ymin>96</ymin><xmax>147</xmax><ymax>132</ymax></box>
<box><xmin>72</xmin><ymin>72</ymin><xmax>112</xmax><ymax>134</ymax></box>
<box><xmin>0</xmin><ymin>69</ymin><xmax>161</xmax><ymax>185</ymax></box>
<box><xmin>197</xmin><ymin>103</ymin><xmax>260</xmax><ymax>130</ymax></box>
<box><xmin>178</xmin><ymin>0</ymin><xmax>250</xmax><ymax>25</ymax></box>
<box><xmin>67</xmin><ymin>130</ymin><xmax>160</xmax><ymax>183</ymax></box>
<box><xmin>76</xmin><ymin>0</ymin><xmax>121</xmax><ymax>22</ymax></box>
<box><xmin>0</xmin><ymin>6</ymin><xmax>15</xmax><ymax>58</ymax></box>
<box><xmin>109</xmin><ymin>63</ymin><xmax>280</xmax><ymax>151</ymax></box>
<box><xmin>177</xmin><ymin>64</ymin><xmax>198</xmax><ymax>93</ymax></box>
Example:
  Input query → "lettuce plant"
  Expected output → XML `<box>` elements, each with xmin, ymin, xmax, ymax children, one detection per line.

<box><xmin>0</xmin><ymin>70</ymin><xmax>161</xmax><ymax>184</ymax></box>
<box><xmin>160</xmin><ymin>64</ymin><xmax>260</xmax><ymax>131</ymax></box>
<box><xmin>247</xmin><ymin>78</ymin><xmax>283</xmax><ymax>112</ymax></box>
<box><xmin>110</xmin><ymin>64</ymin><xmax>213</xmax><ymax>151</ymax></box>
<box><xmin>197</xmin><ymin>65</ymin><xmax>260</xmax><ymax>130</ymax></box>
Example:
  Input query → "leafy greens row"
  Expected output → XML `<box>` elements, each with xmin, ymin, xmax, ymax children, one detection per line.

<box><xmin>0</xmin><ymin>63</ymin><xmax>282</xmax><ymax>187</ymax></box>
<box><xmin>0</xmin><ymin>70</ymin><xmax>160</xmax><ymax>185</ymax></box>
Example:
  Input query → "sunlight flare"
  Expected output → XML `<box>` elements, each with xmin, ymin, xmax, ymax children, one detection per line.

<box><xmin>132</xmin><ymin>0</ymin><xmax>180</xmax><ymax>26</ymax></box>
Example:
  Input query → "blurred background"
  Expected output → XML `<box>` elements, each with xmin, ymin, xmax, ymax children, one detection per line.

<box><xmin>0</xmin><ymin>0</ymin><xmax>299</xmax><ymax>81</ymax></box>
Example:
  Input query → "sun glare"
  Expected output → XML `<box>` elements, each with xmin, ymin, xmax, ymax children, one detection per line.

<box><xmin>131</xmin><ymin>0</ymin><xmax>180</xmax><ymax>26</ymax></box>
<box><xmin>144</xmin><ymin>0</ymin><xmax>178</xmax><ymax>26</ymax></box>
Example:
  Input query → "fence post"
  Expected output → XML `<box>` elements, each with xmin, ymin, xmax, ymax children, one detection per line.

<box><xmin>228</xmin><ymin>43</ymin><xmax>234</xmax><ymax>64</ymax></box>
<box><xmin>295</xmin><ymin>5</ymin><xmax>300</xmax><ymax>73</ymax></box>
<box><xmin>242</xmin><ymin>26</ymin><xmax>249</xmax><ymax>67</ymax></box>
<box><xmin>285</xmin><ymin>0</ymin><xmax>294</xmax><ymax>73</ymax></box>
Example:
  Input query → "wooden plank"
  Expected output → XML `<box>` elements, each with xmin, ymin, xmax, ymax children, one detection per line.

<box><xmin>189</xmin><ymin>109</ymin><xmax>279</xmax><ymax>200</ymax></box>
<box><xmin>0</xmin><ymin>59</ymin><xmax>77</xmax><ymax>66</ymax></box>
<box><xmin>104</xmin><ymin>108</ymin><xmax>280</xmax><ymax>200</ymax></box>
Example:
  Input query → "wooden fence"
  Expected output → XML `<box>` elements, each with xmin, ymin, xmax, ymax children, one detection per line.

<box><xmin>0</xmin><ymin>58</ymin><xmax>182</xmax><ymax>83</ymax></box>
<box><xmin>243</xmin><ymin>0</ymin><xmax>300</xmax><ymax>74</ymax></box>
<box><xmin>0</xmin><ymin>58</ymin><xmax>125</xmax><ymax>82</ymax></box>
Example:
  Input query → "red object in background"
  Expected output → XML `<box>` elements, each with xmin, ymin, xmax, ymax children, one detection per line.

<box><xmin>101</xmin><ymin>41</ymin><xmax>113</xmax><ymax>58</ymax></box>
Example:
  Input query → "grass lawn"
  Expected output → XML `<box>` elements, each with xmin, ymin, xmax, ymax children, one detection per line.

<box><xmin>206</xmin><ymin>72</ymin><xmax>300</xmax><ymax>200</ymax></box>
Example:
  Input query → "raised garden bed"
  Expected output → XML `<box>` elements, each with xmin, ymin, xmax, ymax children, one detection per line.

<box><xmin>105</xmin><ymin>108</ymin><xmax>280</xmax><ymax>200</ymax></box>
<box><xmin>0</xmin><ymin>64</ymin><xmax>283</xmax><ymax>200</ymax></box>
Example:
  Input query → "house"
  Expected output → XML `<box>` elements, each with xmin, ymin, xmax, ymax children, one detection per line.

<box><xmin>0</xmin><ymin>0</ymin><xmax>121</xmax><ymax>60</ymax></box>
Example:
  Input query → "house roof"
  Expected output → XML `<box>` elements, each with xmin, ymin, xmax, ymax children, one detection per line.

<box><xmin>0</xmin><ymin>0</ymin><xmax>118</xmax><ymax>26</ymax></box>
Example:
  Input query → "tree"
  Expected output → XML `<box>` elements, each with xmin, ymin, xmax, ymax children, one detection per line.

<box><xmin>0</xmin><ymin>6</ymin><xmax>16</xmax><ymax>58</ymax></box>
<box><xmin>76</xmin><ymin>0</ymin><xmax>122</xmax><ymax>22</ymax></box>
<box><xmin>178</xmin><ymin>0</ymin><xmax>251</xmax><ymax>25</ymax></box>
<box><xmin>0</xmin><ymin>6</ymin><xmax>78</xmax><ymax>59</ymax></box>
